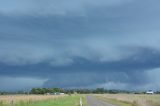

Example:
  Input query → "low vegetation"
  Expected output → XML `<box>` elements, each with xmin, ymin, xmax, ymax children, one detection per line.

<box><xmin>97</xmin><ymin>95</ymin><xmax>136</xmax><ymax>106</ymax></box>
<box><xmin>0</xmin><ymin>94</ymin><xmax>86</xmax><ymax>106</ymax></box>
<box><xmin>0</xmin><ymin>95</ymin><xmax>63</xmax><ymax>106</ymax></box>
<box><xmin>96</xmin><ymin>94</ymin><xmax>160</xmax><ymax>106</ymax></box>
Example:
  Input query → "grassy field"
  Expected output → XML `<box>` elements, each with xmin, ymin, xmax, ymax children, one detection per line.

<box><xmin>1</xmin><ymin>93</ymin><xmax>159</xmax><ymax>106</ymax></box>
<box><xmin>96</xmin><ymin>94</ymin><xmax>160</xmax><ymax>106</ymax></box>
<box><xmin>0</xmin><ymin>94</ymin><xmax>86</xmax><ymax>106</ymax></box>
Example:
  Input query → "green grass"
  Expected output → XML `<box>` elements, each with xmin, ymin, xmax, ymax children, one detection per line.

<box><xmin>81</xmin><ymin>95</ymin><xmax>87</xmax><ymax>106</ymax></box>
<box><xmin>97</xmin><ymin>96</ymin><xmax>138</xmax><ymax>106</ymax></box>
<box><xmin>14</xmin><ymin>95</ymin><xmax>87</xmax><ymax>106</ymax></box>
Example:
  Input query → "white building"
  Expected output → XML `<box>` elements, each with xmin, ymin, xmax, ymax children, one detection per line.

<box><xmin>59</xmin><ymin>93</ymin><xmax>65</xmax><ymax>95</ymax></box>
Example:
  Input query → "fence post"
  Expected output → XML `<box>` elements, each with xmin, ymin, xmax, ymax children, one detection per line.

<box><xmin>80</xmin><ymin>97</ymin><xmax>83</xmax><ymax>106</ymax></box>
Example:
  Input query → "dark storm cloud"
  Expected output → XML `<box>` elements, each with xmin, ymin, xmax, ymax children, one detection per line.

<box><xmin>0</xmin><ymin>47</ymin><xmax>160</xmax><ymax>90</ymax></box>
<box><xmin>0</xmin><ymin>0</ymin><xmax>160</xmax><ymax>91</ymax></box>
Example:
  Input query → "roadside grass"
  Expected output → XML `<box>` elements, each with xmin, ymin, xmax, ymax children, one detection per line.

<box><xmin>96</xmin><ymin>94</ymin><xmax>160</xmax><ymax>106</ymax></box>
<box><xmin>16</xmin><ymin>94</ymin><xmax>86</xmax><ymax>106</ymax></box>
<box><xmin>0</xmin><ymin>94</ymin><xmax>86</xmax><ymax>106</ymax></box>
<box><xmin>0</xmin><ymin>95</ymin><xmax>62</xmax><ymax>106</ymax></box>
<box><xmin>82</xmin><ymin>95</ymin><xmax>87</xmax><ymax>106</ymax></box>
<box><xmin>97</xmin><ymin>96</ymin><xmax>138</xmax><ymax>106</ymax></box>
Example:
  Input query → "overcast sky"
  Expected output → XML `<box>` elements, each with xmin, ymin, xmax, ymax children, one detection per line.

<box><xmin>0</xmin><ymin>0</ymin><xmax>160</xmax><ymax>91</ymax></box>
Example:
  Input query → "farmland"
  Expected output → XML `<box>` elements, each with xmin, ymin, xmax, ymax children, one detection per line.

<box><xmin>0</xmin><ymin>93</ymin><xmax>160</xmax><ymax>106</ymax></box>
<box><xmin>96</xmin><ymin>94</ymin><xmax>160</xmax><ymax>106</ymax></box>
<box><xmin>0</xmin><ymin>94</ymin><xmax>86</xmax><ymax>106</ymax></box>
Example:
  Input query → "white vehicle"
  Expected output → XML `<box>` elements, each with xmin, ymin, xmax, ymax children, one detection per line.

<box><xmin>146</xmin><ymin>90</ymin><xmax>154</xmax><ymax>94</ymax></box>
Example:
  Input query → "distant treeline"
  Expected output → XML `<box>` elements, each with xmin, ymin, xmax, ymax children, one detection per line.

<box><xmin>1</xmin><ymin>88</ymin><xmax>160</xmax><ymax>95</ymax></box>
<box><xmin>30</xmin><ymin>88</ymin><xmax>123</xmax><ymax>94</ymax></box>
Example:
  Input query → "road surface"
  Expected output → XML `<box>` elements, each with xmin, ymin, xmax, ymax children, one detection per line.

<box><xmin>86</xmin><ymin>95</ymin><xmax>116</xmax><ymax>106</ymax></box>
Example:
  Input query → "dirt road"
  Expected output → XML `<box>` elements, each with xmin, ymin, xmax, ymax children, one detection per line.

<box><xmin>86</xmin><ymin>95</ymin><xmax>116</xmax><ymax>106</ymax></box>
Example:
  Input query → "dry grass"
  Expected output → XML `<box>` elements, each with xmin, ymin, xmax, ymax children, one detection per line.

<box><xmin>0</xmin><ymin>95</ymin><xmax>65</xmax><ymax>106</ymax></box>
<box><xmin>96</xmin><ymin>94</ymin><xmax>160</xmax><ymax>106</ymax></box>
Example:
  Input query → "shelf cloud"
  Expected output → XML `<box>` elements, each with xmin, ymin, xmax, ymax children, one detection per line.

<box><xmin>0</xmin><ymin>0</ymin><xmax>160</xmax><ymax>91</ymax></box>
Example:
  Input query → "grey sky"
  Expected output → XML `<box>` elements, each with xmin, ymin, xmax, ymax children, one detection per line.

<box><xmin>0</xmin><ymin>0</ymin><xmax>160</xmax><ymax>91</ymax></box>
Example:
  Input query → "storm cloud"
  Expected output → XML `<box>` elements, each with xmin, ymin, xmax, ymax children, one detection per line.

<box><xmin>0</xmin><ymin>0</ymin><xmax>160</xmax><ymax>91</ymax></box>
